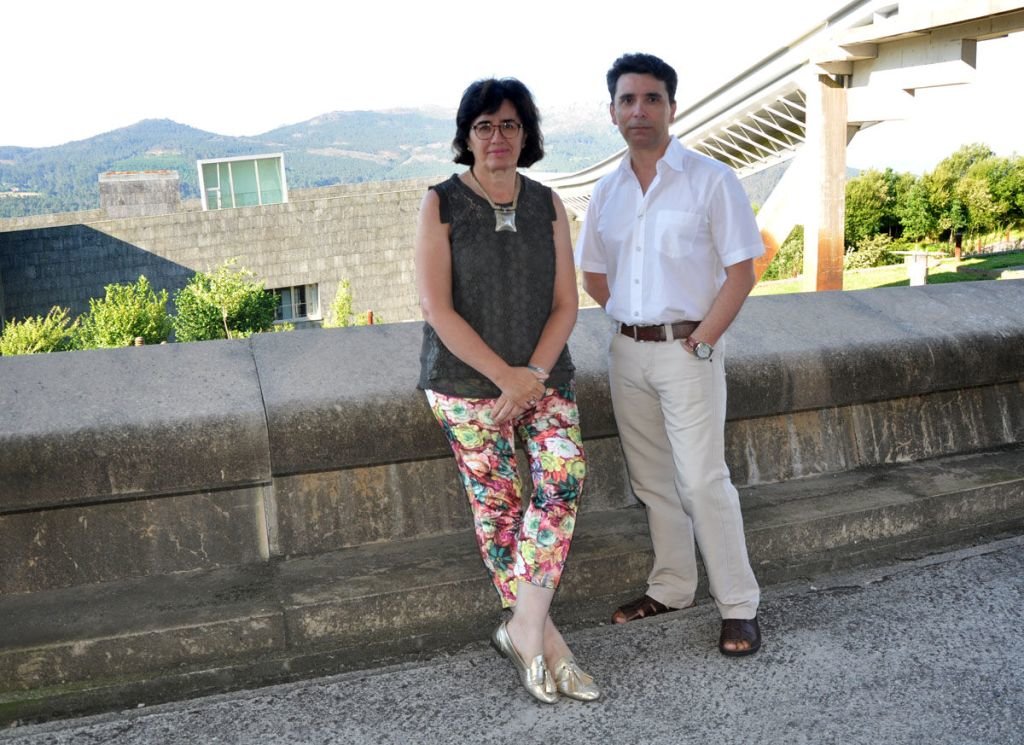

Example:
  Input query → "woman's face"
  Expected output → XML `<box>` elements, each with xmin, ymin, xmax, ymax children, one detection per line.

<box><xmin>467</xmin><ymin>99</ymin><xmax>524</xmax><ymax>172</ymax></box>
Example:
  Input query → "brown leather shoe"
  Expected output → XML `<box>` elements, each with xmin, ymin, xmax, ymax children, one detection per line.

<box><xmin>719</xmin><ymin>616</ymin><xmax>762</xmax><ymax>656</ymax></box>
<box><xmin>611</xmin><ymin>594</ymin><xmax>682</xmax><ymax>624</ymax></box>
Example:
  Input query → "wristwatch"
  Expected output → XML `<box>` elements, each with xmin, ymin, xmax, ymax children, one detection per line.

<box><xmin>683</xmin><ymin>337</ymin><xmax>714</xmax><ymax>360</ymax></box>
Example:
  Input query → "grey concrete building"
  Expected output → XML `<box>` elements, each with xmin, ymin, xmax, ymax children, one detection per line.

<box><xmin>0</xmin><ymin>173</ymin><xmax>440</xmax><ymax>330</ymax></box>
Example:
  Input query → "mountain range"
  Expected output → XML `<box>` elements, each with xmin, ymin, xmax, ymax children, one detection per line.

<box><xmin>0</xmin><ymin>106</ymin><xmax>625</xmax><ymax>218</ymax></box>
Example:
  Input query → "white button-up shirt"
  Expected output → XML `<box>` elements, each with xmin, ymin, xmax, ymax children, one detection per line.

<box><xmin>575</xmin><ymin>137</ymin><xmax>764</xmax><ymax>325</ymax></box>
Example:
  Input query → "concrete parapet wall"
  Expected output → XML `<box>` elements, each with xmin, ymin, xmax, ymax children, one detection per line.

<box><xmin>0</xmin><ymin>340</ymin><xmax>270</xmax><ymax>510</ymax></box>
<box><xmin>1</xmin><ymin>282</ymin><xmax>1023</xmax><ymax>596</ymax></box>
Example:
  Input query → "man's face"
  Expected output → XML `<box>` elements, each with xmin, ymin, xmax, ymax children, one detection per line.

<box><xmin>610</xmin><ymin>73</ymin><xmax>676</xmax><ymax>152</ymax></box>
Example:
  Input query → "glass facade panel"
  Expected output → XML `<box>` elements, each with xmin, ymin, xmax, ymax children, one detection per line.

<box><xmin>231</xmin><ymin>160</ymin><xmax>259</xmax><ymax>207</ymax></box>
<box><xmin>219</xmin><ymin>163</ymin><xmax>235</xmax><ymax>208</ymax></box>
<box><xmin>271</xmin><ymin>284</ymin><xmax>319</xmax><ymax>322</ymax></box>
<box><xmin>198</xmin><ymin>154</ymin><xmax>286</xmax><ymax>211</ymax></box>
<box><xmin>274</xmin><ymin>287</ymin><xmax>293</xmax><ymax>321</ymax></box>
<box><xmin>257</xmin><ymin>158</ymin><xmax>283</xmax><ymax>204</ymax></box>
<box><xmin>202</xmin><ymin>163</ymin><xmax>220</xmax><ymax>209</ymax></box>
<box><xmin>306</xmin><ymin>284</ymin><xmax>319</xmax><ymax>319</ymax></box>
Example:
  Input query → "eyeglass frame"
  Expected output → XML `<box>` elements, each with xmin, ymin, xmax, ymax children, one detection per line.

<box><xmin>470</xmin><ymin>120</ymin><xmax>523</xmax><ymax>139</ymax></box>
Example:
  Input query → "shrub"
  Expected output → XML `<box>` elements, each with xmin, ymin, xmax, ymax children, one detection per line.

<box><xmin>173</xmin><ymin>259</ymin><xmax>278</xmax><ymax>342</ymax></box>
<box><xmin>172</xmin><ymin>279</ymin><xmax>225</xmax><ymax>342</ymax></box>
<box><xmin>844</xmin><ymin>234</ymin><xmax>901</xmax><ymax>270</ymax></box>
<box><xmin>761</xmin><ymin>226</ymin><xmax>804</xmax><ymax>281</ymax></box>
<box><xmin>0</xmin><ymin>307</ymin><xmax>77</xmax><ymax>355</ymax></box>
<box><xmin>322</xmin><ymin>280</ymin><xmax>355</xmax><ymax>328</ymax></box>
<box><xmin>323</xmin><ymin>279</ymin><xmax>381</xmax><ymax>327</ymax></box>
<box><xmin>76</xmin><ymin>275</ymin><xmax>173</xmax><ymax>349</ymax></box>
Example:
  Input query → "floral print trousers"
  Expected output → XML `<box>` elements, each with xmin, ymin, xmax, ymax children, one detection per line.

<box><xmin>426</xmin><ymin>383</ymin><xmax>586</xmax><ymax>608</ymax></box>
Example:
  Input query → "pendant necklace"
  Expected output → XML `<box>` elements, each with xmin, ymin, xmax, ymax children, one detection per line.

<box><xmin>470</xmin><ymin>168</ymin><xmax>520</xmax><ymax>232</ymax></box>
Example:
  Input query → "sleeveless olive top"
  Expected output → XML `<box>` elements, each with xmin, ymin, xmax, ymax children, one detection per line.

<box><xmin>418</xmin><ymin>173</ymin><xmax>574</xmax><ymax>398</ymax></box>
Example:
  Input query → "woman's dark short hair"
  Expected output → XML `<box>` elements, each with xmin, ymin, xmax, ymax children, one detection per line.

<box><xmin>606</xmin><ymin>53</ymin><xmax>678</xmax><ymax>104</ymax></box>
<box><xmin>452</xmin><ymin>78</ymin><xmax>544</xmax><ymax>168</ymax></box>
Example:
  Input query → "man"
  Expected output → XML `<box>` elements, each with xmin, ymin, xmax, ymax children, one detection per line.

<box><xmin>575</xmin><ymin>53</ymin><xmax>763</xmax><ymax>655</ymax></box>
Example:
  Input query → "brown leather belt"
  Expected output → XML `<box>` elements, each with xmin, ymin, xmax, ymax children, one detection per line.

<box><xmin>619</xmin><ymin>320</ymin><xmax>699</xmax><ymax>342</ymax></box>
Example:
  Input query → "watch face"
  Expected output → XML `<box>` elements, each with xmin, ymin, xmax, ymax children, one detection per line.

<box><xmin>695</xmin><ymin>342</ymin><xmax>713</xmax><ymax>360</ymax></box>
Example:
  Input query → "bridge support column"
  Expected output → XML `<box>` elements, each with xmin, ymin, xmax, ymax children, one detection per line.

<box><xmin>802</xmin><ymin>73</ymin><xmax>847</xmax><ymax>292</ymax></box>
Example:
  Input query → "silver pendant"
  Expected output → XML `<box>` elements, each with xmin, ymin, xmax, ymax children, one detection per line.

<box><xmin>494</xmin><ymin>208</ymin><xmax>517</xmax><ymax>232</ymax></box>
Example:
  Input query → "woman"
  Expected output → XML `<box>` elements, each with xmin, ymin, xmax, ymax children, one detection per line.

<box><xmin>415</xmin><ymin>78</ymin><xmax>598</xmax><ymax>704</ymax></box>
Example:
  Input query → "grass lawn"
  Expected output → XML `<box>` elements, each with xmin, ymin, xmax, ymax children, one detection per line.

<box><xmin>752</xmin><ymin>250</ymin><xmax>1024</xmax><ymax>295</ymax></box>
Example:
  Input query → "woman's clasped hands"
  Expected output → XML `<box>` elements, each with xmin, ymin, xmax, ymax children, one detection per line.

<box><xmin>492</xmin><ymin>365</ymin><xmax>548</xmax><ymax>423</ymax></box>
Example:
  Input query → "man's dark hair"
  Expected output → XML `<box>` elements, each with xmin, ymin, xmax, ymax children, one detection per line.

<box><xmin>606</xmin><ymin>53</ymin><xmax>678</xmax><ymax>104</ymax></box>
<box><xmin>452</xmin><ymin>78</ymin><xmax>544</xmax><ymax>168</ymax></box>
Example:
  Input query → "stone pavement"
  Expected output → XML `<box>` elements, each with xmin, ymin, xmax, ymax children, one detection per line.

<box><xmin>3</xmin><ymin>535</ymin><xmax>1022</xmax><ymax>745</ymax></box>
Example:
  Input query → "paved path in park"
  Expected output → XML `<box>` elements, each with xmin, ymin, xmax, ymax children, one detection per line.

<box><xmin>4</xmin><ymin>536</ymin><xmax>1023</xmax><ymax>745</ymax></box>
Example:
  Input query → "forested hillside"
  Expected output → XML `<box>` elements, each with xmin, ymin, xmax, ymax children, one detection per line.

<box><xmin>0</xmin><ymin>108</ymin><xmax>624</xmax><ymax>218</ymax></box>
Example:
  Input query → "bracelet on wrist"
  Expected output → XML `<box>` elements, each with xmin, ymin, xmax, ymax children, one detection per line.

<box><xmin>527</xmin><ymin>364</ymin><xmax>548</xmax><ymax>376</ymax></box>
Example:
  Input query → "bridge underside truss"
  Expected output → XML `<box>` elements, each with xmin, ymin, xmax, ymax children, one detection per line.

<box><xmin>688</xmin><ymin>88</ymin><xmax>806</xmax><ymax>179</ymax></box>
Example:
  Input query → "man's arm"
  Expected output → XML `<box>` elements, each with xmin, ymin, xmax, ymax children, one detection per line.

<box><xmin>582</xmin><ymin>271</ymin><xmax>610</xmax><ymax>309</ymax></box>
<box><xmin>689</xmin><ymin>259</ymin><xmax>756</xmax><ymax>347</ymax></box>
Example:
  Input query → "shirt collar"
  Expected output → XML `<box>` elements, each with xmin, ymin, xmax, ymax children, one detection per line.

<box><xmin>615</xmin><ymin>136</ymin><xmax>687</xmax><ymax>180</ymax></box>
<box><xmin>662</xmin><ymin>136</ymin><xmax>686</xmax><ymax>172</ymax></box>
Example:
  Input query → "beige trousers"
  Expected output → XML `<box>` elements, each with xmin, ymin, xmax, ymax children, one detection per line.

<box><xmin>608</xmin><ymin>333</ymin><xmax>759</xmax><ymax>619</ymax></box>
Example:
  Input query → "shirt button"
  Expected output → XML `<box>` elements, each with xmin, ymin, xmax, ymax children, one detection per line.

<box><xmin>633</xmin><ymin>311</ymin><xmax>640</xmax><ymax>317</ymax></box>
<box><xmin>634</xmin><ymin>279</ymin><xmax>640</xmax><ymax>284</ymax></box>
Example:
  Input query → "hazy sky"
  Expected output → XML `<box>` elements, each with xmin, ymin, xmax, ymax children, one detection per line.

<box><xmin>4</xmin><ymin>0</ymin><xmax>1021</xmax><ymax>174</ymax></box>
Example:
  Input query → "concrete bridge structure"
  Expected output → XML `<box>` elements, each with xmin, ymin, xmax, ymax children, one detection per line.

<box><xmin>545</xmin><ymin>0</ymin><xmax>1024</xmax><ymax>290</ymax></box>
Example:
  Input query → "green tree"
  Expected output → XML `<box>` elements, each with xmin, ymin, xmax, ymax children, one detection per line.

<box><xmin>967</xmin><ymin>154</ymin><xmax>1024</xmax><ymax>234</ymax></box>
<box><xmin>76</xmin><ymin>275</ymin><xmax>173</xmax><ymax>349</ymax></box>
<box><xmin>881</xmin><ymin>169</ymin><xmax>915</xmax><ymax>238</ymax></box>
<box><xmin>956</xmin><ymin>174</ymin><xmax>998</xmax><ymax>240</ymax></box>
<box><xmin>894</xmin><ymin>179</ymin><xmax>936</xmax><ymax>242</ymax></box>
<box><xmin>172</xmin><ymin>259</ymin><xmax>278</xmax><ymax>342</ymax></box>
<box><xmin>845</xmin><ymin>169</ymin><xmax>896</xmax><ymax>247</ymax></box>
<box><xmin>0</xmin><ymin>307</ymin><xmax>77</xmax><ymax>355</ymax></box>
<box><xmin>925</xmin><ymin>143</ymin><xmax>995</xmax><ymax>242</ymax></box>
<box><xmin>845</xmin><ymin>168</ymin><xmax>915</xmax><ymax>247</ymax></box>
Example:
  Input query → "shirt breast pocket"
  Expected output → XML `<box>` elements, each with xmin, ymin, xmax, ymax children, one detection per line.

<box><xmin>655</xmin><ymin>210</ymin><xmax>704</xmax><ymax>259</ymax></box>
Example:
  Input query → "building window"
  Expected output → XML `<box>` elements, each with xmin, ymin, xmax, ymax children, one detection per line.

<box><xmin>198</xmin><ymin>154</ymin><xmax>287</xmax><ymax>210</ymax></box>
<box><xmin>272</xmin><ymin>284</ymin><xmax>319</xmax><ymax>322</ymax></box>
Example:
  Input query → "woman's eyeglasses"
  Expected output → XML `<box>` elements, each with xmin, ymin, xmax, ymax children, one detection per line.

<box><xmin>471</xmin><ymin>120</ymin><xmax>523</xmax><ymax>139</ymax></box>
